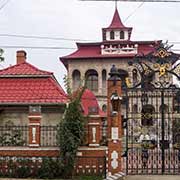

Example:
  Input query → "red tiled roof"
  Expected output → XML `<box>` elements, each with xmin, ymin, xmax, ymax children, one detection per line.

<box><xmin>102</xmin><ymin>8</ymin><xmax>132</xmax><ymax>31</ymax></box>
<box><xmin>81</xmin><ymin>89</ymin><xmax>106</xmax><ymax>117</ymax></box>
<box><xmin>0</xmin><ymin>77</ymin><xmax>67</xmax><ymax>104</ymax></box>
<box><xmin>0</xmin><ymin>60</ymin><xmax>67</xmax><ymax>104</ymax></box>
<box><xmin>0</xmin><ymin>62</ymin><xmax>52</xmax><ymax>76</ymax></box>
<box><xmin>108</xmin><ymin>8</ymin><xmax>127</xmax><ymax>29</ymax></box>
<box><xmin>61</xmin><ymin>41</ymin><xmax>159</xmax><ymax>64</ymax></box>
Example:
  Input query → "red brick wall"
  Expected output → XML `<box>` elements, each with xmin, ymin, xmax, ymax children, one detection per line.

<box><xmin>0</xmin><ymin>147</ymin><xmax>106</xmax><ymax>177</ymax></box>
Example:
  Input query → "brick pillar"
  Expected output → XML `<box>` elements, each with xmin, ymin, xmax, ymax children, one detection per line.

<box><xmin>88</xmin><ymin>116</ymin><xmax>101</xmax><ymax>147</ymax></box>
<box><xmin>107</xmin><ymin>65</ymin><xmax>122</xmax><ymax>176</ymax></box>
<box><xmin>28</xmin><ymin>106</ymin><xmax>41</xmax><ymax>147</ymax></box>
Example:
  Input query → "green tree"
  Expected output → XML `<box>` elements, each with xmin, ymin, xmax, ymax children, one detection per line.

<box><xmin>57</xmin><ymin>76</ymin><xmax>86</xmax><ymax>178</ymax></box>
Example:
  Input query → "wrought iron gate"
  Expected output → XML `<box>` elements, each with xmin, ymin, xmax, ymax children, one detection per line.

<box><xmin>122</xmin><ymin>43</ymin><xmax>180</xmax><ymax>175</ymax></box>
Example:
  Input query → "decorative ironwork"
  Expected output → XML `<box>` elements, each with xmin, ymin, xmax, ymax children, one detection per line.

<box><xmin>128</xmin><ymin>42</ymin><xmax>180</xmax><ymax>89</ymax></box>
<box><xmin>40</xmin><ymin>126</ymin><xmax>58</xmax><ymax>147</ymax></box>
<box><xmin>0</xmin><ymin>126</ymin><xmax>28</xmax><ymax>146</ymax></box>
<box><xmin>123</xmin><ymin>42</ymin><xmax>180</xmax><ymax>175</ymax></box>
<box><xmin>141</xmin><ymin>149</ymin><xmax>149</xmax><ymax>168</ymax></box>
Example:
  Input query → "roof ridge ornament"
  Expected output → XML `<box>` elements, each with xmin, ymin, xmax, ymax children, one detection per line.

<box><xmin>115</xmin><ymin>0</ymin><xmax>118</xmax><ymax>9</ymax></box>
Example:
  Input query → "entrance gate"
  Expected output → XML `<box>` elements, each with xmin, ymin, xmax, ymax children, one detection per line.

<box><xmin>122</xmin><ymin>44</ymin><xmax>180</xmax><ymax>175</ymax></box>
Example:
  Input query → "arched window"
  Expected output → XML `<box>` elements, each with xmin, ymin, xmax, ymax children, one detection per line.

<box><xmin>72</xmin><ymin>70</ymin><xmax>81</xmax><ymax>90</ymax></box>
<box><xmin>110</xmin><ymin>31</ymin><xmax>115</xmax><ymax>40</ymax></box>
<box><xmin>102</xmin><ymin>69</ymin><xmax>107</xmax><ymax>89</ymax></box>
<box><xmin>85</xmin><ymin>69</ymin><xmax>98</xmax><ymax>92</ymax></box>
<box><xmin>102</xmin><ymin>104</ymin><xmax>107</xmax><ymax>112</ymax></box>
<box><xmin>141</xmin><ymin>105</ymin><xmax>155</xmax><ymax>126</ymax></box>
<box><xmin>132</xmin><ymin>69</ymin><xmax>138</xmax><ymax>85</ymax></box>
<box><xmin>120</xmin><ymin>31</ymin><xmax>124</xmax><ymax>39</ymax></box>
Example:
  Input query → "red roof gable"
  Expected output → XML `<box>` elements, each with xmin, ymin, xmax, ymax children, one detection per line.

<box><xmin>0</xmin><ymin>77</ymin><xmax>67</xmax><ymax>104</ymax></box>
<box><xmin>81</xmin><ymin>89</ymin><xmax>106</xmax><ymax>117</ymax></box>
<box><xmin>0</xmin><ymin>62</ymin><xmax>52</xmax><ymax>76</ymax></box>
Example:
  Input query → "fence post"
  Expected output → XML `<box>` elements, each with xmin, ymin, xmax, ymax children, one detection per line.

<box><xmin>88</xmin><ymin>116</ymin><xmax>101</xmax><ymax>147</ymax></box>
<box><xmin>107</xmin><ymin>65</ymin><xmax>123</xmax><ymax>176</ymax></box>
<box><xmin>28</xmin><ymin>106</ymin><xmax>41</xmax><ymax>147</ymax></box>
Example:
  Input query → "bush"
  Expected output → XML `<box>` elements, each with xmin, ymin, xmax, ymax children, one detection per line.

<box><xmin>37</xmin><ymin>157</ymin><xmax>63</xmax><ymax>179</ymax></box>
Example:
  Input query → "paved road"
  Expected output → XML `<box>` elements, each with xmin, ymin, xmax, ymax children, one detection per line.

<box><xmin>126</xmin><ymin>175</ymin><xmax>180</xmax><ymax>180</ymax></box>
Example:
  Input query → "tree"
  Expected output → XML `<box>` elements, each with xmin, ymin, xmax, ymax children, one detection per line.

<box><xmin>57</xmin><ymin>76</ymin><xmax>86</xmax><ymax>178</ymax></box>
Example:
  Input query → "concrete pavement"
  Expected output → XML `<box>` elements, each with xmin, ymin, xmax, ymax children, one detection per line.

<box><xmin>126</xmin><ymin>175</ymin><xmax>180</xmax><ymax>180</ymax></box>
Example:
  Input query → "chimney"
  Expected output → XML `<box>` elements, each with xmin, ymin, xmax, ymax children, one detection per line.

<box><xmin>16</xmin><ymin>50</ymin><xmax>26</xmax><ymax>64</ymax></box>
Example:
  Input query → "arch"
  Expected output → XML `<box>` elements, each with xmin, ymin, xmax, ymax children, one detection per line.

<box><xmin>102</xmin><ymin>69</ymin><xmax>107</xmax><ymax>89</ymax></box>
<box><xmin>120</xmin><ymin>31</ymin><xmax>125</xmax><ymax>39</ymax></box>
<box><xmin>72</xmin><ymin>70</ymin><xmax>81</xmax><ymax>90</ymax></box>
<box><xmin>85</xmin><ymin>69</ymin><xmax>98</xmax><ymax>92</ymax></box>
<box><xmin>132</xmin><ymin>69</ymin><xmax>138</xmax><ymax>85</ymax></box>
<box><xmin>159</xmin><ymin>104</ymin><xmax>169</xmax><ymax>113</ymax></box>
<box><xmin>141</xmin><ymin>104</ymin><xmax>155</xmax><ymax>126</ymax></box>
<box><xmin>102</xmin><ymin>104</ymin><xmax>107</xmax><ymax>112</ymax></box>
<box><xmin>110</xmin><ymin>31</ymin><xmax>115</xmax><ymax>40</ymax></box>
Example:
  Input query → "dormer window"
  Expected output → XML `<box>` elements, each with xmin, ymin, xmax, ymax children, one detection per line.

<box><xmin>110</xmin><ymin>31</ymin><xmax>115</xmax><ymax>40</ymax></box>
<box><xmin>120</xmin><ymin>31</ymin><xmax>124</xmax><ymax>39</ymax></box>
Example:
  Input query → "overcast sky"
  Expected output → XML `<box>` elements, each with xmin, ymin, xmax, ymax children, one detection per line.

<box><xmin>1</xmin><ymin>0</ymin><xmax>180</xmax><ymax>89</ymax></box>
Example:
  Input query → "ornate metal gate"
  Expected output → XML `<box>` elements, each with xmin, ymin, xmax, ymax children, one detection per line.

<box><xmin>122</xmin><ymin>43</ymin><xmax>180</xmax><ymax>175</ymax></box>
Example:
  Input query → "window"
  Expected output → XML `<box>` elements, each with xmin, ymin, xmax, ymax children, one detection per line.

<box><xmin>72</xmin><ymin>70</ymin><xmax>81</xmax><ymax>90</ymax></box>
<box><xmin>102</xmin><ymin>69</ymin><xmax>107</xmax><ymax>90</ymax></box>
<box><xmin>132</xmin><ymin>69</ymin><xmax>138</xmax><ymax>85</ymax></box>
<box><xmin>120</xmin><ymin>31</ymin><xmax>124</xmax><ymax>39</ymax></box>
<box><xmin>85</xmin><ymin>69</ymin><xmax>98</xmax><ymax>92</ymax></box>
<box><xmin>88</xmin><ymin>106</ymin><xmax>98</xmax><ymax>115</ymax></box>
<box><xmin>141</xmin><ymin>105</ymin><xmax>155</xmax><ymax>126</ymax></box>
<box><xmin>103</xmin><ymin>30</ymin><xmax>106</xmax><ymax>41</ymax></box>
<box><xmin>110</xmin><ymin>31</ymin><xmax>115</xmax><ymax>40</ymax></box>
<box><xmin>102</xmin><ymin>104</ymin><xmax>107</xmax><ymax>112</ymax></box>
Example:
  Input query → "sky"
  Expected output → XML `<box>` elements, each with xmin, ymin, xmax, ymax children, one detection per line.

<box><xmin>1</xmin><ymin>0</ymin><xmax>180</xmax><ymax>89</ymax></box>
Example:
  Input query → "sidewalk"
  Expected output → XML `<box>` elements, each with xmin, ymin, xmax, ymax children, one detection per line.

<box><xmin>126</xmin><ymin>175</ymin><xmax>180</xmax><ymax>180</ymax></box>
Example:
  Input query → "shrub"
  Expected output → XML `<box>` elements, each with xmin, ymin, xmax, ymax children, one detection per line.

<box><xmin>37</xmin><ymin>157</ymin><xmax>63</xmax><ymax>179</ymax></box>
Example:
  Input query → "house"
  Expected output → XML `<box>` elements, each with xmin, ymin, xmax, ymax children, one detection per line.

<box><xmin>0</xmin><ymin>50</ymin><xmax>67</xmax><ymax>150</ymax></box>
<box><xmin>60</xmin><ymin>8</ymin><xmax>162</xmax><ymax>110</ymax></box>
<box><xmin>60</xmin><ymin>6</ymin><xmax>180</xmax><ymax>176</ymax></box>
